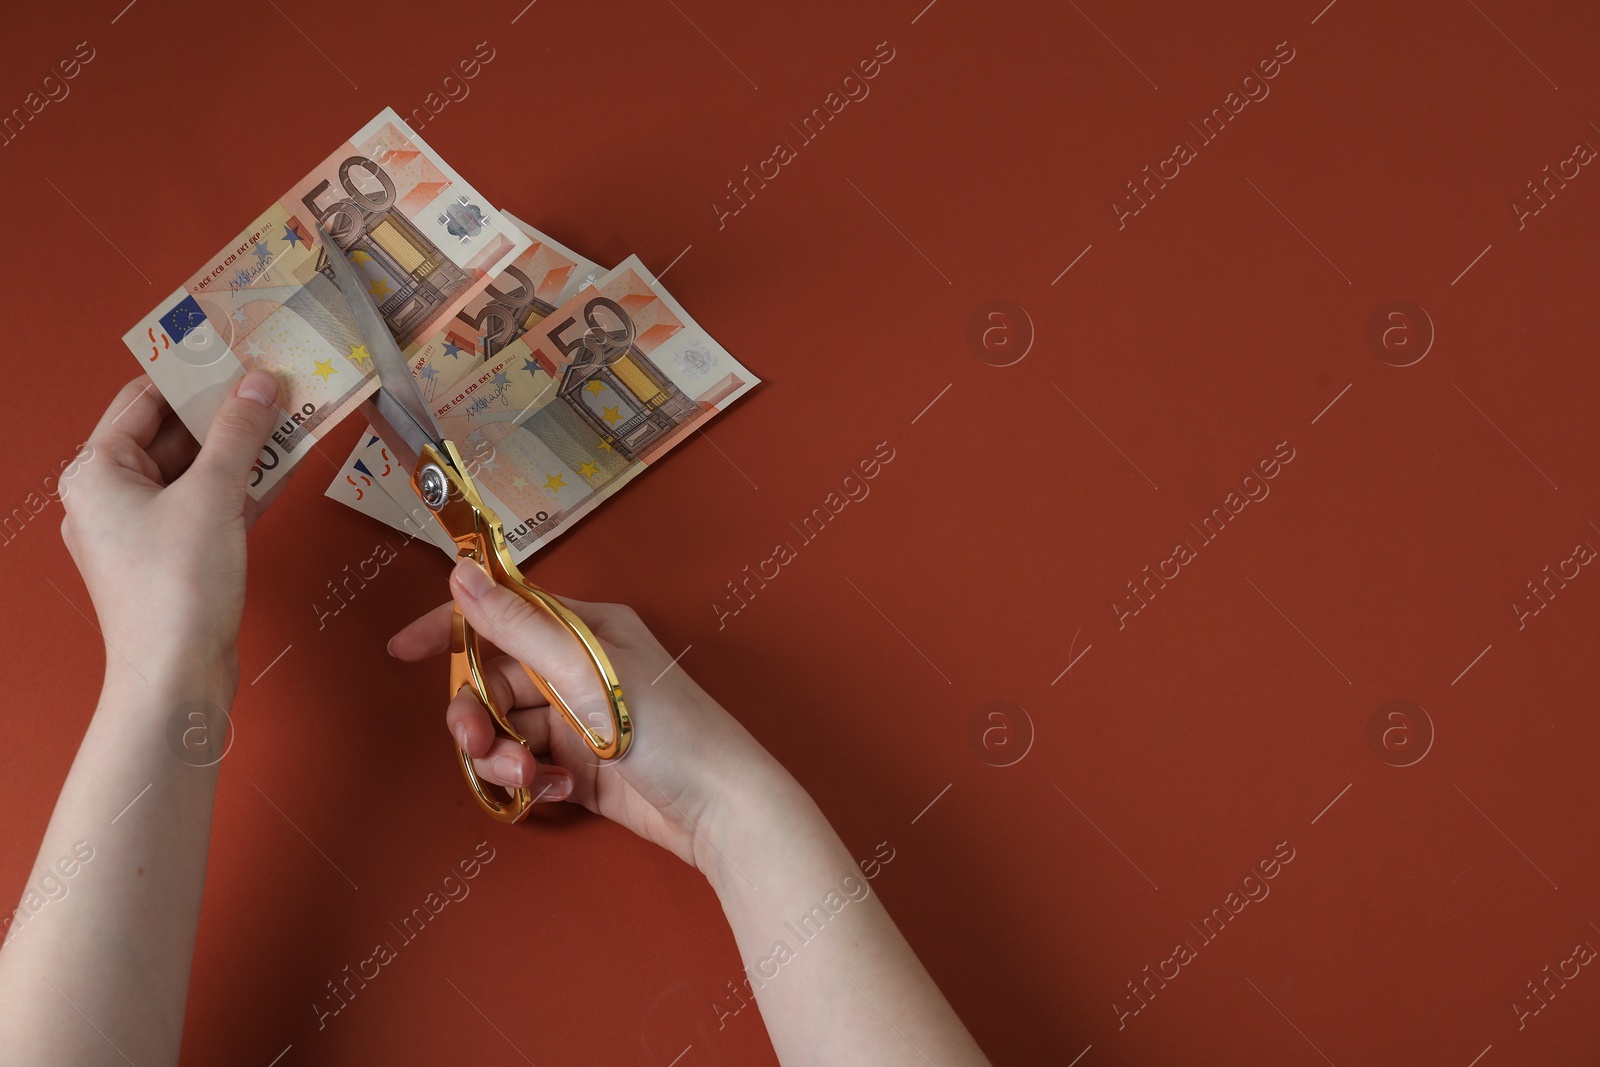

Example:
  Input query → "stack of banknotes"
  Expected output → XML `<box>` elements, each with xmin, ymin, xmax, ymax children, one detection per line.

<box><xmin>123</xmin><ymin>108</ymin><xmax>757</xmax><ymax>561</ymax></box>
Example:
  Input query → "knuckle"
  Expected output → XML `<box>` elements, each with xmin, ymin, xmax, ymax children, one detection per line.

<box><xmin>119</xmin><ymin>374</ymin><xmax>153</xmax><ymax>399</ymax></box>
<box><xmin>105</xmin><ymin>377</ymin><xmax>149</xmax><ymax>415</ymax></box>
<box><xmin>489</xmin><ymin>587</ymin><xmax>534</xmax><ymax>623</ymax></box>
<box><xmin>447</xmin><ymin>685</ymin><xmax>485</xmax><ymax>717</ymax></box>
<box><xmin>484</xmin><ymin>590</ymin><xmax>541</xmax><ymax>641</ymax></box>
<box><xmin>607</xmin><ymin>603</ymin><xmax>648</xmax><ymax>645</ymax></box>
<box><xmin>100</xmin><ymin>440</ymin><xmax>141</xmax><ymax>470</ymax></box>
<box><xmin>485</xmin><ymin>672</ymin><xmax>514</xmax><ymax>714</ymax></box>
<box><xmin>604</xmin><ymin>602</ymin><xmax>643</xmax><ymax>628</ymax></box>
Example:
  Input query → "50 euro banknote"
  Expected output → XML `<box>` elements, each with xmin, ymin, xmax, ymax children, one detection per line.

<box><xmin>411</xmin><ymin>210</ymin><xmax>603</xmax><ymax>400</ymax></box>
<box><xmin>324</xmin><ymin>212</ymin><xmax>603</xmax><ymax>548</ymax></box>
<box><xmin>123</xmin><ymin>108</ymin><xmax>529</xmax><ymax>497</ymax></box>
<box><xmin>363</xmin><ymin>253</ymin><xmax>758</xmax><ymax>562</ymax></box>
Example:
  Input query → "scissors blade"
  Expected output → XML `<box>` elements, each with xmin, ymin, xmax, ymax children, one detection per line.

<box><xmin>315</xmin><ymin>223</ymin><xmax>444</xmax><ymax>469</ymax></box>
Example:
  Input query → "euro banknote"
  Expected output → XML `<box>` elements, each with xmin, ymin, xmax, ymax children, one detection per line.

<box><xmin>411</xmin><ymin>211</ymin><xmax>602</xmax><ymax>404</ymax></box>
<box><xmin>408</xmin><ymin>254</ymin><xmax>759</xmax><ymax>561</ymax></box>
<box><xmin>326</xmin><ymin>430</ymin><xmax>458</xmax><ymax>554</ymax></box>
<box><xmin>124</xmin><ymin>108</ymin><xmax>529</xmax><ymax>497</ymax></box>
<box><xmin>324</xmin><ymin>212</ymin><xmax>602</xmax><ymax>544</ymax></box>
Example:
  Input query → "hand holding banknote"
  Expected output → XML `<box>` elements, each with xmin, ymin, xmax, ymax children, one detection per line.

<box><xmin>124</xmin><ymin>109</ymin><xmax>531</xmax><ymax>499</ymax></box>
<box><xmin>121</xmin><ymin>108</ymin><xmax>758</xmax><ymax>555</ymax></box>
<box><xmin>62</xmin><ymin>370</ymin><xmax>285</xmax><ymax>682</ymax></box>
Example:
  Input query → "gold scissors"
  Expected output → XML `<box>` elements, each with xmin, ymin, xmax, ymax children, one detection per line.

<box><xmin>317</xmin><ymin>224</ymin><xmax>632</xmax><ymax>824</ymax></box>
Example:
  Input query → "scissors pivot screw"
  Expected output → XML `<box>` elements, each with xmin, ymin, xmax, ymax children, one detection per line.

<box><xmin>419</xmin><ymin>463</ymin><xmax>450</xmax><ymax>510</ymax></box>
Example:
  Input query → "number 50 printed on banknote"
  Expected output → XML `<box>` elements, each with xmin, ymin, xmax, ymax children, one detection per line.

<box><xmin>123</xmin><ymin>108</ymin><xmax>529</xmax><ymax>497</ymax></box>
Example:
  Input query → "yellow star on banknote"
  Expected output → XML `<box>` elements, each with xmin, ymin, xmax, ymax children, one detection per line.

<box><xmin>313</xmin><ymin>358</ymin><xmax>337</xmax><ymax>381</ymax></box>
<box><xmin>584</xmin><ymin>380</ymin><xmax>607</xmax><ymax>396</ymax></box>
<box><xmin>601</xmin><ymin>405</ymin><xmax>621</xmax><ymax>425</ymax></box>
<box><xmin>347</xmin><ymin>343</ymin><xmax>372</xmax><ymax>366</ymax></box>
<box><xmin>368</xmin><ymin>277</ymin><xmax>392</xmax><ymax>299</ymax></box>
<box><xmin>596</xmin><ymin>438</ymin><xmax>613</xmax><ymax>453</ymax></box>
<box><xmin>577</xmin><ymin>461</ymin><xmax>600</xmax><ymax>479</ymax></box>
<box><xmin>545</xmin><ymin>474</ymin><xmax>567</xmax><ymax>491</ymax></box>
<box><xmin>510</xmin><ymin>474</ymin><xmax>529</xmax><ymax>489</ymax></box>
<box><xmin>349</xmin><ymin>249</ymin><xmax>373</xmax><ymax>264</ymax></box>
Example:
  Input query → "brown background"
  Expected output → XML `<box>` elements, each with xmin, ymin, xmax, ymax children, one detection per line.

<box><xmin>2</xmin><ymin>0</ymin><xmax>1599</xmax><ymax>1063</ymax></box>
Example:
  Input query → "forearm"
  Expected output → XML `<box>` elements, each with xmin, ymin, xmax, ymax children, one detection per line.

<box><xmin>701</xmin><ymin>764</ymin><xmax>990</xmax><ymax>1067</ymax></box>
<box><xmin>0</xmin><ymin>652</ymin><xmax>232</xmax><ymax>1066</ymax></box>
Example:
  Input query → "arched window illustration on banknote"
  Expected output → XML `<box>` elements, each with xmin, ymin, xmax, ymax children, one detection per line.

<box><xmin>548</xmin><ymin>297</ymin><xmax>698</xmax><ymax>463</ymax></box>
<box><xmin>305</xmin><ymin>157</ymin><xmax>470</xmax><ymax>347</ymax></box>
<box><xmin>449</xmin><ymin>292</ymin><xmax>703</xmax><ymax>548</ymax></box>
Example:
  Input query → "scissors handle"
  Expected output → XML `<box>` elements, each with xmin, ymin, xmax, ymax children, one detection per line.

<box><xmin>416</xmin><ymin>441</ymin><xmax>632</xmax><ymax>824</ymax></box>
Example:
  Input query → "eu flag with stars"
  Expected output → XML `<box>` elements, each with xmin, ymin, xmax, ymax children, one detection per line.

<box><xmin>159</xmin><ymin>295</ymin><xmax>207</xmax><ymax>344</ymax></box>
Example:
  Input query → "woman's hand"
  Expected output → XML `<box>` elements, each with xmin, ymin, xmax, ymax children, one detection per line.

<box><xmin>388</xmin><ymin>561</ymin><xmax>794</xmax><ymax>872</ymax></box>
<box><xmin>391</xmin><ymin>562</ymin><xmax>995</xmax><ymax>1067</ymax></box>
<box><xmin>0</xmin><ymin>369</ymin><xmax>293</xmax><ymax>1067</ymax></box>
<box><xmin>61</xmin><ymin>370</ymin><xmax>285</xmax><ymax>688</ymax></box>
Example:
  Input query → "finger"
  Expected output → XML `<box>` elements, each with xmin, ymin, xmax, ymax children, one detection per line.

<box><xmin>389</xmin><ymin>601</ymin><xmax>456</xmax><ymax>660</ymax></box>
<box><xmin>527</xmin><ymin>765</ymin><xmax>576</xmax><ymax>803</ymax></box>
<box><xmin>145</xmin><ymin>413</ymin><xmax>201</xmax><ymax>484</ymax></box>
<box><xmin>454</xmin><ymin>558</ymin><xmax>622</xmax><ymax>635</ymax></box>
<box><xmin>451</xmin><ymin>560</ymin><xmax>628</xmax><ymax>745</ymax></box>
<box><xmin>186</xmin><ymin>370</ymin><xmax>282</xmax><ymax>498</ymax></box>
<box><xmin>444</xmin><ymin>691</ymin><xmax>568</xmax><ymax>797</ymax></box>
<box><xmin>387</xmin><ymin>557</ymin><xmax>624</xmax><ymax>664</ymax></box>
<box><xmin>89</xmin><ymin>376</ymin><xmax>168</xmax><ymax>452</ymax></box>
<box><xmin>472</xmin><ymin>742</ymin><xmax>575</xmax><ymax>800</ymax></box>
<box><xmin>445</xmin><ymin>685</ymin><xmax>498</xmax><ymax>759</ymax></box>
<box><xmin>442</xmin><ymin>667</ymin><xmax>551</xmax><ymax>754</ymax></box>
<box><xmin>450</xmin><ymin>558</ymin><xmax>609</xmax><ymax>673</ymax></box>
<box><xmin>504</xmin><ymin>705</ymin><xmax>553</xmax><ymax>751</ymax></box>
<box><xmin>484</xmin><ymin>654</ymin><xmax>553</xmax><ymax>715</ymax></box>
<box><xmin>390</xmin><ymin>590</ymin><xmax>616</xmax><ymax>663</ymax></box>
<box><xmin>464</xmin><ymin>736</ymin><xmax>540</xmax><ymax>791</ymax></box>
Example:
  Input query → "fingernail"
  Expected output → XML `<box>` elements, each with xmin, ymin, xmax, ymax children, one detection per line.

<box><xmin>385</xmin><ymin>636</ymin><xmax>396</xmax><ymax>657</ymax></box>
<box><xmin>494</xmin><ymin>755</ymin><xmax>525</xmax><ymax>786</ymax></box>
<box><xmin>236</xmin><ymin>370</ymin><xmax>278</xmax><ymax>407</ymax></box>
<box><xmin>540</xmin><ymin>773</ymin><xmax>574</xmax><ymax>802</ymax></box>
<box><xmin>453</xmin><ymin>723</ymin><xmax>469</xmax><ymax>750</ymax></box>
<box><xmin>452</xmin><ymin>559</ymin><xmax>494</xmax><ymax>599</ymax></box>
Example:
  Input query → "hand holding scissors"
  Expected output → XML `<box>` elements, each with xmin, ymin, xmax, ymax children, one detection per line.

<box><xmin>318</xmin><ymin>224</ymin><xmax>631</xmax><ymax>823</ymax></box>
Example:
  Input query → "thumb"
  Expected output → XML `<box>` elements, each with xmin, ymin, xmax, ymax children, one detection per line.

<box><xmin>450</xmin><ymin>558</ymin><xmax>589</xmax><ymax>672</ymax></box>
<box><xmin>449</xmin><ymin>557</ymin><xmax>623</xmax><ymax>743</ymax></box>
<box><xmin>192</xmin><ymin>370</ymin><xmax>281</xmax><ymax>492</ymax></box>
